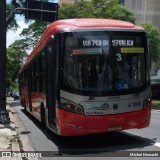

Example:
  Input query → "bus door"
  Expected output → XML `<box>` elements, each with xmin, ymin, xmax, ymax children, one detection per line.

<box><xmin>46</xmin><ymin>38</ymin><xmax>59</xmax><ymax>127</ymax></box>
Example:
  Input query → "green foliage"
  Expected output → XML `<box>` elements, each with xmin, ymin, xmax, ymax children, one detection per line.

<box><xmin>92</xmin><ymin>0</ymin><xmax>119</xmax><ymax>18</ymax></box>
<box><xmin>8</xmin><ymin>0</ymin><xmax>136</xmax><ymax>54</ymax></box>
<box><xmin>140</xmin><ymin>22</ymin><xmax>160</xmax><ymax>62</ymax></box>
<box><xmin>6</xmin><ymin>0</ymin><xmax>160</xmax><ymax>90</ymax></box>
<box><xmin>6</xmin><ymin>3</ymin><xmax>19</xmax><ymax>30</ymax></box>
<box><xmin>6</xmin><ymin>47</ymin><xmax>23</xmax><ymax>90</ymax></box>
<box><xmin>9</xmin><ymin>22</ymin><xmax>49</xmax><ymax>54</ymax></box>
<box><xmin>59</xmin><ymin>1</ymin><xmax>95</xmax><ymax>19</ymax></box>
<box><xmin>59</xmin><ymin>0</ymin><xmax>135</xmax><ymax>23</ymax></box>
<box><xmin>104</xmin><ymin>5</ymin><xmax>135</xmax><ymax>23</ymax></box>
<box><xmin>152</xmin><ymin>100</ymin><xmax>160</xmax><ymax>110</ymax></box>
<box><xmin>19</xmin><ymin>21</ymin><xmax>48</xmax><ymax>49</ymax></box>
<box><xmin>92</xmin><ymin>0</ymin><xmax>135</xmax><ymax>23</ymax></box>
<box><xmin>6</xmin><ymin>0</ymin><xmax>29</xmax><ymax>30</ymax></box>
<box><xmin>20</xmin><ymin>21</ymin><xmax>48</xmax><ymax>40</ymax></box>
<box><xmin>9</xmin><ymin>39</ymin><xmax>28</xmax><ymax>55</ymax></box>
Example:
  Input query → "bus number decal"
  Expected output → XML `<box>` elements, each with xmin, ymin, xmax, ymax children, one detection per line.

<box><xmin>128</xmin><ymin>102</ymin><xmax>141</xmax><ymax>108</ymax></box>
<box><xmin>116</xmin><ymin>53</ymin><xmax>122</xmax><ymax>61</ymax></box>
<box><xmin>132</xmin><ymin>102</ymin><xmax>141</xmax><ymax>107</ymax></box>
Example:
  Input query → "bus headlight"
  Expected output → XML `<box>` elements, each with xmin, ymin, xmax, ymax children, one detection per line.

<box><xmin>60</xmin><ymin>98</ymin><xmax>84</xmax><ymax>115</ymax></box>
<box><xmin>143</xmin><ymin>96</ymin><xmax>152</xmax><ymax>109</ymax></box>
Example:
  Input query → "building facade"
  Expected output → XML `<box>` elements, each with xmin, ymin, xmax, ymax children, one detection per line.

<box><xmin>123</xmin><ymin>0</ymin><xmax>160</xmax><ymax>29</ymax></box>
<box><xmin>59</xmin><ymin>0</ymin><xmax>160</xmax><ymax>29</ymax></box>
<box><xmin>123</xmin><ymin>0</ymin><xmax>160</xmax><ymax>76</ymax></box>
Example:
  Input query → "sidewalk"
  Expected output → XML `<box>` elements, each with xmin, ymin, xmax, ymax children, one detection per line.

<box><xmin>0</xmin><ymin>104</ymin><xmax>22</xmax><ymax>160</ymax></box>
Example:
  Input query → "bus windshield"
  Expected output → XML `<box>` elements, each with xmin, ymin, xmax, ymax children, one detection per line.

<box><xmin>112</xmin><ymin>32</ymin><xmax>146</xmax><ymax>92</ymax></box>
<box><xmin>61</xmin><ymin>31</ymin><xmax>147</xmax><ymax>96</ymax></box>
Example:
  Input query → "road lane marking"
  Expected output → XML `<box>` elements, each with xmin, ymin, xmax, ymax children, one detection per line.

<box><xmin>154</xmin><ymin>142</ymin><xmax>160</xmax><ymax>148</ymax></box>
<box><xmin>151</xmin><ymin>109</ymin><xmax>160</xmax><ymax>112</ymax></box>
<box><xmin>125</xmin><ymin>131</ymin><xmax>160</xmax><ymax>148</ymax></box>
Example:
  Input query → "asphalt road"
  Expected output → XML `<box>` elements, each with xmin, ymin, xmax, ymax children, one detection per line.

<box><xmin>8</xmin><ymin>99</ymin><xmax>160</xmax><ymax>160</ymax></box>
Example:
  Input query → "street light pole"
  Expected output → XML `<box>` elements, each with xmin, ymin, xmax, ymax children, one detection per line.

<box><xmin>0</xmin><ymin>0</ymin><xmax>9</xmax><ymax>123</ymax></box>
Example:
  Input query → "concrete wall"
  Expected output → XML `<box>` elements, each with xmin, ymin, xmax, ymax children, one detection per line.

<box><xmin>124</xmin><ymin>0</ymin><xmax>160</xmax><ymax>75</ymax></box>
<box><xmin>124</xmin><ymin>0</ymin><xmax>160</xmax><ymax>29</ymax></box>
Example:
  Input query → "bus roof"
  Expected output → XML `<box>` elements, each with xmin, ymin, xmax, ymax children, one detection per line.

<box><xmin>19</xmin><ymin>18</ymin><xmax>144</xmax><ymax>73</ymax></box>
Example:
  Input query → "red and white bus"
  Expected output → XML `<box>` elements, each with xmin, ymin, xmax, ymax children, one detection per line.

<box><xmin>19</xmin><ymin>19</ymin><xmax>151</xmax><ymax>136</ymax></box>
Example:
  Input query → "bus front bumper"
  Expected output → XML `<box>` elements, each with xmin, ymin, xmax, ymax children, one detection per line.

<box><xmin>57</xmin><ymin>107</ymin><xmax>151</xmax><ymax>136</ymax></box>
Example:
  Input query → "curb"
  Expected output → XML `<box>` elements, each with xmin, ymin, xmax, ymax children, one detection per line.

<box><xmin>151</xmin><ymin>109</ymin><xmax>160</xmax><ymax>112</ymax></box>
<box><xmin>6</xmin><ymin>105</ymin><xmax>22</xmax><ymax>160</ymax></box>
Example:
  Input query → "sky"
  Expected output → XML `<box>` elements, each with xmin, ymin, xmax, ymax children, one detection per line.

<box><xmin>6</xmin><ymin>0</ymin><xmax>59</xmax><ymax>47</ymax></box>
<box><xmin>6</xmin><ymin>0</ymin><xmax>59</xmax><ymax>3</ymax></box>
<box><xmin>7</xmin><ymin>16</ymin><xmax>28</xmax><ymax>47</ymax></box>
<box><xmin>7</xmin><ymin>0</ymin><xmax>28</xmax><ymax>47</ymax></box>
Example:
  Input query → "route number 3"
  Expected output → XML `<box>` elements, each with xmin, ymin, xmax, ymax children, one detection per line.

<box><xmin>116</xmin><ymin>53</ymin><xmax>122</xmax><ymax>61</ymax></box>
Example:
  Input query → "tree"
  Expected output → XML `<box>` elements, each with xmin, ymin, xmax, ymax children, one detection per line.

<box><xmin>7</xmin><ymin>22</ymin><xmax>48</xmax><ymax>90</ymax></box>
<box><xmin>140</xmin><ymin>22</ymin><xmax>160</xmax><ymax>62</ymax></box>
<box><xmin>9</xmin><ymin>39</ymin><xmax>28</xmax><ymax>57</ymax></box>
<box><xmin>6</xmin><ymin>3</ymin><xmax>19</xmax><ymax>30</ymax></box>
<box><xmin>59</xmin><ymin>0</ymin><xmax>135</xmax><ymax>23</ymax></box>
<box><xmin>92</xmin><ymin>0</ymin><xmax>135</xmax><ymax>23</ymax></box>
<box><xmin>59</xmin><ymin>1</ymin><xmax>95</xmax><ymax>19</ymax></box>
<box><xmin>9</xmin><ymin>21</ymin><xmax>48</xmax><ymax>54</ymax></box>
<box><xmin>20</xmin><ymin>21</ymin><xmax>48</xmax><ymax>46</ymax></box>
<box><xmin>6</xmin><ymin>0</ymin><xmax>27</xmax><ymax>30</ymax></box>
<box><xmin>8</xmin><ymin>0</ymin><xmax>135</xmax><ymax>52</ymax></box>
<box><xmin>6</xmin><ymin>47</ymin><xmax>23</xmax><ymax>90</ymax></box>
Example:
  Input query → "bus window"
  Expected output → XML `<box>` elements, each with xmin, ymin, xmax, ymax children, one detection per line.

<box><xmin>41</xmin><ymin>52</ymin><xmax>46</xmax><ymax>72</ymax></box>
<box><xmin>112</xmin><ymin>33</ymin><xmax>146</xmax><ymax>91</ymax></box>
<box><xmin>36</xmin><ymin>51</ymin><xmax>46</xmax><ymax>93</ymax></box>
<box><xmin>62</xmin><ymin>31</ymin><xmax>112</xmax><ymax>96</ymax></box>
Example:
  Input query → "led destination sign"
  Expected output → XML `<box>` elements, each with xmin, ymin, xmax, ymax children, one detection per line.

<box><xmin>112</xmin><ymin>39</ymin><xmax>134</xmax><ymax>46</ymax></box>
<box><xmin>83</xmin><ymin>40</ymin><xmax>109</xmax><ymax>47</ymax></box>
<box><xmin>71</xmin><ymin>48</ymin><xmax>103</xmax><ymax>56</ymax></box>
<box><xmin>82</xmin><ymin>39</ymin><xmax>134</xmax><ymax>47</ymax></box>
<box><xmin>121</xmin><ymin>47</ymin><xmax>144</xmax><ymax>53</ymax></box>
